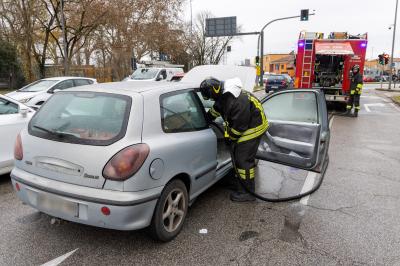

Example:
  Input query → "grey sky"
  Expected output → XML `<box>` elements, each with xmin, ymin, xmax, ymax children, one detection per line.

<box><xmin>185</xmin><ymin>0</ymin><xmax>398</xmax><ymax>64</ymax></box>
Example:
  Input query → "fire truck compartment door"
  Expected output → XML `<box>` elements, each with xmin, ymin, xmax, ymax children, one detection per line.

<box><xmin>257</xmin><ymin>90</ymin><xmax>330</xmax><ymax>173</ymax></box>
<box><xmin>315</xmin><ymin>42</ymin><xmax>354</xmax><ymax>55</ymax></box>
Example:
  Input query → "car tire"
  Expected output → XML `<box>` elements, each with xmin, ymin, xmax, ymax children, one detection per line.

<box><xmin>149</xmin><ymin>179</ymin><xmax>188</xmax><ymax>242</ymax></box>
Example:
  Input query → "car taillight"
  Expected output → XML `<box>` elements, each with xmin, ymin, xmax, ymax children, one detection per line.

<box><xmin>102</xmin><ymin>144</ymin><xmax>150</xmax><ymax>181</ymax></box>
<box><xmin>14</xmin><ymin>133</ymin><xmax>23</xmax><ymax>160</ymax></box>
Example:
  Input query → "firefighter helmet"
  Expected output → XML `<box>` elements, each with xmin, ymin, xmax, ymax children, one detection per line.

<box><xmin>199</xmin><ymin>77</ymin><xmax>223</xmax><ymax>100</ymax></box>
<box><xmin>352</xmin><ymin>64</ymin><xmax>360</xmax><ymax>72</ymax></box>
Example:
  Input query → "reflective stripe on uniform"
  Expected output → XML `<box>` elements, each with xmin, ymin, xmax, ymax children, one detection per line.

<box><xmin>356</xmin><ymin>83</ymin><xmax>363</xmax><ymax>89</ymax></box>
<box><xmin>237</xmin><ymin>168</ymin><xmax>247</xmax><ymax>179</ymax></box>
<box><xmin>249</xmin><ymin>168</ymin><xmax>255</xmax><ymax>179</ymax></box>
<box><xmin>230</xmin><ymin>127</ymin><xmax>243</xmax><ymax>136</ymax></box>
<box><xmin>350</xmin><ymin>90</ymin><xmax>355</xmax><ymax>95</ymax></box>
<box><xmin>347</xmin><ymin>105</ymin><xmax>352</xmax><ymax>110</ymax></box>
<box><xmin>210</xmin><ymin>107</ymin><xmax>220</xmax><ymax>118</ymax></box>
<box><xmin>355</xmin><ymin>106</ymin><xmax>361</xmax><ymax>110</ymax></box>
<box><xmin>238</xmin><ymin>93</ymin><xmax>269</xmax><ymax>143</ymax></box>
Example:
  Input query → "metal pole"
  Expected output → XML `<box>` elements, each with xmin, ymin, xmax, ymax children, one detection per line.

<box><xmin>381</xmin><ymin>62</ymin><xmax>383</xmax><ymax>89</ymax></box>
<box><xmin>60</xmin><ymin>0</ymin><xmax>68</xmax><ymax>75</ymax></box>
<box><xmin>389</xmin><ymin>0</ymin><xmax>398</xmax><ymax>89</ymax></box>
<box><xmin>257</xmin><ymin>13</ymin><xmax>315</xmax><ymax>86</ymax></box>
<box><xmin>260</xmin><ymin>31</ymin><xmax>264</xmax><ymax>86</ymax></box>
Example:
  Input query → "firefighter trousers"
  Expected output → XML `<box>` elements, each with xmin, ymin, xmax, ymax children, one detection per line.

<box><xmin>232</xmin><ymin>136</ymin><xmax>262</xmax><ymax>190</ymax></box>
<box><xmin>347</xmin><ymin>93</ymin><xmax>361</xmax><ymax>112</ymax></box>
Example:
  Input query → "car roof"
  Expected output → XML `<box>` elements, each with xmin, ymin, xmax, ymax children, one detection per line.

<box><xmin>42</xmin><ymin>76</ymin><xmax>95</xmax><ymax>81</ymax></box>
<box><xmin>65</xmin><ymin>81</ymin><xmax>194</xmax><ymax>96</ymax></box>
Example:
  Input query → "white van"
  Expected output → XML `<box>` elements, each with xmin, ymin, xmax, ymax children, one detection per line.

<box><xmin>123</xmin><ymin>68</ymin><xmax>184</xmax><ymax>82</ymax></box>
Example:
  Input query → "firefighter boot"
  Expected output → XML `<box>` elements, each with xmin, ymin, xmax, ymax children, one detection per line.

<box><xmin>230</xmin><ymin>179</ymin><xmax>256</xmax><ymax>202</ymax></box>
<box><xmin>354</xmin><ymin>110</ymin><xmax>358</xmax><ymax>117</ymax></box>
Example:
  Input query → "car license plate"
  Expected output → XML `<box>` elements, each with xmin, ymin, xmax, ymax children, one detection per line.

<box><xmin>37</xmin><ymin>193</ymin><xmax>78</xmax><ymax>217</ymax></box>
<box><xmin>272</xmin><ymin>86</ymin><xmax>279</xmax><ymax>89</ymax></box>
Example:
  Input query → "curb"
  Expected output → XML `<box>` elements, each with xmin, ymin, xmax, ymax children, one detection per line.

<box><xmin>375</xmin><ymin>88</ymin><xmax>400</xmax><ymax>92</ymax></box>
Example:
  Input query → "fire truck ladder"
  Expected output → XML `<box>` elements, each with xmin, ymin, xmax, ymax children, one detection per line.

<box><xmin>301</xmin><ymin>39</ymin><xmax>315</xmax><ymax>88</ymax></box>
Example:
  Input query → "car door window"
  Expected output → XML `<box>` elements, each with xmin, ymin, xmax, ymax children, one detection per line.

<box><xmin>0</xmin><ymin>98</ymin><xmax>19</xmax><ymax>114</ymax></box>
<box><xmin>159</xmin><ymin>70</ymin><xmax>167</xmax><ymax>80</ymax></box>
<box><xmin>160</xmin><ymin>91</ymin><xmax>208</xmax><ymax>133</ymax></box>
<box><xmin>263</xmin><ymin>91</ymin><xmax>318</xmax><ymax>123</ymax></box>
<box><xmin>52</xmin><ymin>80</ymin><xmax>75</xmax><ymax>91</ymax></box>
<box><xmin>74</xmin><ymin>79</ymin><xmax>92</xmax><ymax>87</ymax></box>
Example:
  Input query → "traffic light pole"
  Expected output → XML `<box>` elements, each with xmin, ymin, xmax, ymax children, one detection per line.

<box><xmin>258</xmin><ymin>13</ymin><xmax>316</xmax><ymax>86</ymax></box>
<box><xmin>389</xmin><ymin>0</ymin><xmax>399</xmax><ymax>89</ymax></box>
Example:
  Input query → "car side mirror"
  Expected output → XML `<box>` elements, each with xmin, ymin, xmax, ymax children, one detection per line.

<box><xmin>19</xmin><ymin>107</ymin><xmax>29</xmax><ymax>118</ymax></box>
<box><xmin>156</xmin><ymin>77</ymin><xmax>163</xmax><ymax>81</ymax></box>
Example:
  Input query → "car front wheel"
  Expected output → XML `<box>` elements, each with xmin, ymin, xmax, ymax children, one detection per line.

<box><xmin>149</xmin><ymin>179</ymin><xmax>188</xmax><ymax>242</ymax></box>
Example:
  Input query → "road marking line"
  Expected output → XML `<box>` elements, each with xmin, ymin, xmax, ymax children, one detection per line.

<box><xmin>299</xmin><ymin>116</ymin><xmax>334</xmax><ymax>206</ymax></box>
<box><xmin>300</xmin><ymin>172</ymin><xmax>317</xmax><ymax>205</ymax></box>
<box><xmin>41</xmin><ymin>248</ymin><xmax>78</xmax><ymax>266</ymax></box>
<box><xmin>390</xmin><ymin>103</ymin><xmax>400</xmax><ymax>112</ymax></box>
<box><xmin>364</xmin><ymin>103</ymin><xmax>385</xmax><ymax>112</ymax></box>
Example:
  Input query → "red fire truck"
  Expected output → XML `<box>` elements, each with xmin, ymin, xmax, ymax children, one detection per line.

<box><xmin>294</xmin><ymin>32</ymin><xmax>368</xmax><ymax>107</ymax></box>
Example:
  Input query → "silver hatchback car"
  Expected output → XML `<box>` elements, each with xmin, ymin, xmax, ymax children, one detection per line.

<box><xmin>11</xmin><ymin>78</ymin><xmax>330</xmax><ymax>241</ymax></box>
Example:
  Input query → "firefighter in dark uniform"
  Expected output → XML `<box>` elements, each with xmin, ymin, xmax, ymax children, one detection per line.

<box><xmin>346</xmin><ymin>64</ymin><xmax>363</xmax><ymax>117</ymax></box>
<box><xmin>199</xmin><ymin>77</ymin><xmax>269</xmax><ymax>202</ymax></box>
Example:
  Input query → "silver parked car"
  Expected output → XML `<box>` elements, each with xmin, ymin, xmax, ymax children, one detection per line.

<box><xmin>11</xmin><ymin>73</ymin><xmax>330</xmax><ymax>241</ymax></box>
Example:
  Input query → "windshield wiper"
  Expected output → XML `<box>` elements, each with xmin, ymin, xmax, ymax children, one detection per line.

<box><xmin>33</xmin><ymin>125</ymin><xmax>79</xmax><ymax>139</ymax></box>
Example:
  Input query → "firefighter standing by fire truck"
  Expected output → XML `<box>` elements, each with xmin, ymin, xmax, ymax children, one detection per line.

<box><xmin>199</xmin><ymin>77</ymin><xmax>269</xmax><ymax>202</ymax></box>
<box><xmin>346</xmin><ymin>64</ymin><xmax>363</xmax><ymax>117</ymax></box>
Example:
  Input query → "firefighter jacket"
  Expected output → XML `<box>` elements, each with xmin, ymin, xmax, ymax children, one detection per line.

<box><xmin>207</xmin><ymin>79</ymin><xmax>269</xmax><ymax>143</ymax></box>
<box><xmin>350</xmin><ymin>72</ymin><xmax>363</xmax><ymax>95</ymax></box>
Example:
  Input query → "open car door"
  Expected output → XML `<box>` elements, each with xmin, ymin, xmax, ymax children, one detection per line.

<box><xmin>257</xmin><ymin>89</ymin><xmax>330</xmax><ymax>173</ymax></box>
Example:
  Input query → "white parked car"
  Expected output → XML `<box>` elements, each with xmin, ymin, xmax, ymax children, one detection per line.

<box><xmin>0</xmin><ymin>95</ymin><xmax>34</xmax><ymax>175</ymax></box>
<box><xmin>6</xmin><ymin>77</ymin><xmax>97</xmax><ymax>109</ymax></box>
<box><xmin>123</xmin><ymin>68</ymin><xmax>184</xmax><ymax>82</ymax></box>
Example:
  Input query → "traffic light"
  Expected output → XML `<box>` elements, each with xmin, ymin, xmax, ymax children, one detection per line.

<box><xmin>300</xmin><ymin>9</ymin><xmax>309</xmax><ymax>21</ymax></box>
<box><xmin>384</xmin><ymin>54</ymin><xmax>389</xmax><ymax>65</ymax></box>
<box><xmin>255</xmin><ymin>56</ymin><xmax>260</xmax><ymax>65</ymax></box>
<box><xmin>227</xmin><ymin>46</ymin><xmax>231</xmax><ymax>52</ymax></box>
<box><xmin>378</xmin><ymin>54</ymin><xmax>384</xmax><ymax>65</ymax></box>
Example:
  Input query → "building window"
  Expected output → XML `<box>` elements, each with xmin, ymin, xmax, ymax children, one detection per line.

<box><xmin>281</xmin><ymin>64</ymin><xmax>284</xmax><ymax>70</ymax></box>
<box><xmin>275</xmin><ymin>64</ymin><xmax>279</xmax><ymax>71</ymax></box>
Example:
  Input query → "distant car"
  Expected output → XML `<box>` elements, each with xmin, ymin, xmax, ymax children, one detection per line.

<box><xmin>11</xmin><ymin>66</ymin><xmax>330</xmax><ymax>242</ymax></box>
<box><xmin>363</xmin><ymin>76</ymin><xmax>374</xmax><ymax>82</ymax></box>
<box><xmin>265</xmin><ymin>75</ymin><xmax>289</xmax><ymax>93</ymax></box>
<box><xmin>0</xmin><ymin>95</ymin><xmax>34</xmax><ymax>175</ymax></box>
<box><xmin>124</xmin><ymin>68</ymin><xmax>184</xmax><ymax>82</ymax></box>
<box><xmin>281</xmin><ymin>74</ymin><xmax>294</xmax><ymax>87</ymax></box>
<box><xmin>6</xmin><ymin>77</ymin><xmax>96</xmax><ymax>109</ymax></box>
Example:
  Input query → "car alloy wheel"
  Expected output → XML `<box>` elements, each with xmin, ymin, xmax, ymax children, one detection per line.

<box><xmin>149</xmin><ymin>179</ymin><xmax>188</xmax><ymax>242</ymax></box>
<box><xmin>162</xmin><ymin>189</ymin><xmax>186</xmax><ymax>233</ymax></box>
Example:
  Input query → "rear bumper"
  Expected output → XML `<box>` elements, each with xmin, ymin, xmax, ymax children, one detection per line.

<box><xmin>11</xmin><ymin>167</ymin><xmax>162</xmax><ymax>230</ymax></box>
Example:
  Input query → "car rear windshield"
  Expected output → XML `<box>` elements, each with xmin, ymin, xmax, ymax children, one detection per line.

<box><xmin>268</xmin><ymin>76</ymin><xmax>285</xmax><ymax>81</ymax></box>
<box><xmin>19</xmin><ymin>80</ymin><xmax>59</xmax><ymax>92</ymax></box>
<box><xmin>28</xmin><ymin>92</ymin><xmax>131</xmax><ymax>146</ymax></box>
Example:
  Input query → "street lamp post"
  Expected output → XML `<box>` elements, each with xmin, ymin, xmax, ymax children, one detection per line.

<box><xmin>389</xmin><ymin>0</ymin><xmax>399</xmax><ymax>89</ymax></box>
<box><xmin>257</xmin><ymin>12</ymin><xmax>315</xmax><ymax>86</ymax></box>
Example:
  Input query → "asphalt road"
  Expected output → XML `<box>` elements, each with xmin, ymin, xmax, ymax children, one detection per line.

<box><xmin>1</xmin><ymin>84</ymin><xmax>400</xmax><ymax>265</ymax></box>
